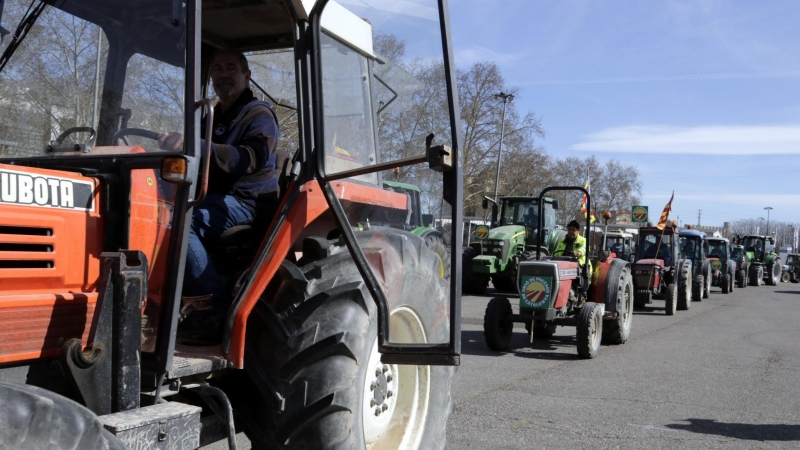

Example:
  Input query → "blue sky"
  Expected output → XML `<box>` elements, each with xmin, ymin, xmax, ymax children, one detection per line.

<box><xmin>448</xmin><ymin>0</ymin><xmax>800</xmax><ymax>226</ymax></box>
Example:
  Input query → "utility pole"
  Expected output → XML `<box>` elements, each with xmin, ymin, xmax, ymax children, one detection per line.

<box><xmin>492</xmin><ymin>92</ymin><xmax>514</xmax><ymax>203</ymax></box>
<box><xmin>764</xmin><ymin>206</ymin><xmax>773</xmax><ymax>236</ymax></box>
<box><xmin>697</xmin><ymin>210</ymin><xmax>701</xmax><ymax>227</ymax></box>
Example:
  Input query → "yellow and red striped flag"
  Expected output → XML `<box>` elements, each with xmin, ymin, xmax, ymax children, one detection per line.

<box><xmin>656</xmin><ymin>191</ymin><xmax>674</xmax><ymax>230</ymax></box>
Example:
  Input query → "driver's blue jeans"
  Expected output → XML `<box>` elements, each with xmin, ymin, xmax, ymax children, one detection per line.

<box><xmin>183</xmin><ymin>194</ymin><xmax>256</xmax><ymax>319</ymax></box>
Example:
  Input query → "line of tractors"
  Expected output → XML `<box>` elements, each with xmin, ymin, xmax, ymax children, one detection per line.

<box><xmin>464</xmin><ymin>190</ymin><xmax>787</xmax><ymax>360</ymax></box>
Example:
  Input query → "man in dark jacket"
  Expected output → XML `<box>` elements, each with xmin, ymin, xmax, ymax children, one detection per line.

<box><xmin>160</xmin><ymin>50</ymin><xmax>280</xmax><ymax>344</ymax></box>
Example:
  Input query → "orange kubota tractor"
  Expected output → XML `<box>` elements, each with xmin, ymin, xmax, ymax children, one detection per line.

<box><xmin>0</xmin><ymin>0</ymin><xmax>463</xmax><ymax>448</ymax></box>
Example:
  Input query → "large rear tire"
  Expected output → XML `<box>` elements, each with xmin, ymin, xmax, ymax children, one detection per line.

<box><xmin>749</xmin><ymin>266</ymin><xmax>762</xmax><ymax>286</ymax></box>
<box><xmin>677</xmin><ymin>264</ymin><xmax>691</xmax><ymax>311</ymax></box>
<box><xmin>576</xmin><ymin>302</ymin><xmax>603</xmax><ymax>359</ymax></box>
<box><xmin>230</xmin><ymin>230</ymin><xmax>453</xmax><ymax>450</ymax></box>
<box><xmin>737</xmin><ymin>269</ymin><xmax>746</xmax><ymax>288</ymax></box>
<box><xmin>720</xmin><ymin>274</ymin><xmax>730</xmax><ymax>294</ymax></box>
<box><xmin>0</xmin><ymin>383</ymin><xmax>126</xmax><ymax>450</ymax></box>
<box><xmin>602</xmin><ymin>263</ymin><xmax>633</xmax><ymax>345</ymax></box>
<box><xmin>703</xmin><ymin>266</ymin><xmax>711</xmax><ymax>298</ymax></box>
<box><xmin>766</xmin><ymin>262</ymin><xmax>780</xmax><ymax>286</ymax></box>
<box><xmin>423</xmin><ymin>234</ymin><xmax>451</xmax><ymax>281</ymax></box>
<box><xmin>665</xmin><ymin>283</ymin><xmax>677</xmax><ymax>316</ymax></box>
<box><xmin>484</xmin><ymin>297</ymin><xmax>513</xmax><ymax>351</ymax></box>
<box><xmin>692</xmin><ymin>275</ymin><xmax>704</xmax><ymax>302</ymax></box>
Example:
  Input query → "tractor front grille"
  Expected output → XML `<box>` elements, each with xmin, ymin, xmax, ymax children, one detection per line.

<box><xmin>0</xmin><ymin>225</ymin><xmax>55</xmax><ymax>269</ymax></box>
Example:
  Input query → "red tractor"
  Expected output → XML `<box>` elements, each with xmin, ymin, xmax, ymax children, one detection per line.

<box><xmin>0</xmin><ymin>0</ymin><xmax>462</xmax><ymax>448</ymax></box>
<box><xmin>482</xmin><ymin>186</ymin><xmax>634</xmax><ymax>359</ymax></box>
<box><xmin>631</xmin><ymin>226</ymin><xmax>692</xmax><ymax>315</ymax></box>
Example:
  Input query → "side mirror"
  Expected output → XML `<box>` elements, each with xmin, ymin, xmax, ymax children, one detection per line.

<box><xmin>552</xmin><ymin>200</ymin><xmax>559</xmax><ymax>210</ymax></box>
<box><xmin>482</xmin><ymin>198</ymin><xmax>488</xmax><ymax>210</ymax></box>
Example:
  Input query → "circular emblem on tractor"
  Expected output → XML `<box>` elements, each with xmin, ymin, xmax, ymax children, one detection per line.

<box><xmin>711</xmin><ymin>260</ymin><xmax>722</xmax><ymax>270</ymax></box>
<box><xmin>521</xmin><ymin>276</ymin><xmax>552</xmax><ymax>309</ymax></box>
<box><xmin>146</xmin><ymin>176</ymin><xmax>153</xmax><ymax>186</ymax></box>
<box><xmin>632</xmin><ymin>206</ymin><xmax>648</xmax><ymax>221</ymax></box>
<box><xmin>475</xmin><ymin>225</ymin><xmax>490</xmax><ymax>241</ymax></box>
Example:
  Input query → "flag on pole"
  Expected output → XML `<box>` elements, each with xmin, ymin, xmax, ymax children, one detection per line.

<box><xmin>580</xmin><ymin>177</ymin><xmax>596</xmax><ymax>223</ymax></box>
<box><xmin>656</xmin><ymin>191</ymin><xmax>674</xmax><ymax>230</ymax></box>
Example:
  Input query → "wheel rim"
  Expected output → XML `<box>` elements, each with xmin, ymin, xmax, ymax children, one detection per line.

<box><xmin>622</xmin><ymin>279</ymin><xmax>633</xmax><ymax>329</ymax></box>
<box><xmin>364</xmin><ymin>306</ymin><xmax>431</xmax><ymax>449</ymax></box>
<box><xmin>591</xmin><ymin>309</ymin><xmax>602</xmax><ymax>350</ymax></box>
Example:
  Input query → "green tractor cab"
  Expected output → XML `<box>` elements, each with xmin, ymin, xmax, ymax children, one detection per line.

<box><xmin>679</xmin><ymin>230</ymin><xmax>711</xmax><ymax>302</ymax></box>
<box><xmin>632</xmin><ymin>226</ymin><xmax>692</xmax><ymax>314</ymax></box>
<box><xmin>605</xmin><ymin>230</ymin><xmax>635</xmax><ymax>263</ymax></box>
<box><xmin>741</xmin><ymin>235</ymin><xmax>781</xmax><ymax>286</ymax></box>
<box><xmin>462</xmin><ymin>196</ymin><xmax>559</xmax><ymax>294</ymax></box>
<box><xmin>706</xmin><ymin>237</ymin><xmax>735</xmax><ymax>294</ymax></box>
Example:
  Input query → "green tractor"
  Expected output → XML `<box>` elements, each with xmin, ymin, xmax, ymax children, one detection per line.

<box><xmin>741</xmin><ymin>235</ymin><xmax>781</xmax><ymax>286</ymax></box>
<box><xmin>731</xmin><ymin>244</ymin><xmax>751</xmax><ymax>288</ymax></box>
<box><xmin>379</xmin><ymin>180</ymin><xmax>450</xmax><ymax>279</ymax></box>
<box><xmin>462</xmin><ymin>196</ymin><xmax>559</xmax><ymax>294</ymax></box>
<box><xmin>706</xmin><ymin>237</ymin><xmax>736</xmax><ymax>294</ymax></box>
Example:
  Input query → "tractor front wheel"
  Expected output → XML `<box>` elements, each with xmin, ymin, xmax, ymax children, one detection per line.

<box><xmin>576</xmin><ymin>302</ymin><xmax>603</xmax><ymax>359</ymax></box>
<box><xmin>749</xmin><ymin>266</ymin><xmax>763</xmax><ymax>286</ymax></box>
<box><xmin>782</xmin><ymin>271</ymin><xmax>791</xmax><ymax>283</ymax></box>
<box><xmin>231</xmin><ymin>231</ymin><xmax>453</xmax><ymax>450</ymax></box>
<box><xmin>737</xmin><ymin>269</ymin><xmax>747</xmax><ymax>288</ymax></box>
<box><xmin>633</xmin><ymin>290</ymin><xmax>650</xmax><ymax>308</ymax></box>
<box><xmin>484</xmin><ymin>297</ymin><xmax>514</xmax><ymax>350</ymax></box>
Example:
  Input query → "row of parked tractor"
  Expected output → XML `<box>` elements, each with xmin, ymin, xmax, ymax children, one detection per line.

<box><xmin>462</xmin><ymin>187</ymin><xmax>793</xmax><ymax>360</ymax></box>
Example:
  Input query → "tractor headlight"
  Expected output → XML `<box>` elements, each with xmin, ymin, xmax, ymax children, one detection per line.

<box><xmin>498</xmin><ymin>241</ymin><xmax>505</xmax><ymax>246</ymax></box>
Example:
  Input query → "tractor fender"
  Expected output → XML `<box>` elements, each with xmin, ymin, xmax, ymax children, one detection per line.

<box><xmin>413</xmin><ymin>226</ymin><xmax>442</xmax><ymax>240</ymax></box>
<box><xmin>599</xmin><ymin>258</ymin><xmax>631</xmax><ymax>313</ymax></box>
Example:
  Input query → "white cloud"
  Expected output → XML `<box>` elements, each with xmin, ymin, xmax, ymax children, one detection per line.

<box><xmin>571</xmin><ymin>124</ymin><xmax>800</xmax><ymax>155</ymax></box>
<box><xmin>455</xmin><ymin>45</ymin><xmax>526</xmax><ymax>66</ymax></box>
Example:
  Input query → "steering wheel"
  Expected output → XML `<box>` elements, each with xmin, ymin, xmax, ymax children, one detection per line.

<box><xmin>112</xmin><ymin>128</ymin><xmax>161</xmax><ymax>146</ymax></box>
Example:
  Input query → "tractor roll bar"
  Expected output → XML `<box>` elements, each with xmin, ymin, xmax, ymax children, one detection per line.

<box><xmin>537</xmin><ymin>186</ymin><xmax>591</xmax><ymax>288</ymax></box>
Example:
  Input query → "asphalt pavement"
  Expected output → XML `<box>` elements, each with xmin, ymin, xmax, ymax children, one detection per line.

<box><xmin>447</xmin><ymin>281</ymin><xmax>800</xmax><ymax>449</ymax></box>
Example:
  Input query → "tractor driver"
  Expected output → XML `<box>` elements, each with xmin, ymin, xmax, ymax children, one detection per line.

<box><xmin>158</xmin><ymin>50</ymin><xmax>280</xmax><ymax>345</ymax></box>
<box><xmin>522</xmin><ymin>206</ymin><xmax>538</xmax><ymax>227</ymax></box>
<box><xmin>554</xmin><ymin>220</ymin><xmax>587</xmax><ymax>267</ymax></box>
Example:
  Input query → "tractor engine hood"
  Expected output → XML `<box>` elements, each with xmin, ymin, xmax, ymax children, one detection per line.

<box><xmin>485</xmin><ymin>224</ymin><xmax>527</xmax><ymax>242</ymax></box>
<box><xmin>634</xmin><ymin>259</ymin><xmax>665</xmax><ymax>267</ymax></box>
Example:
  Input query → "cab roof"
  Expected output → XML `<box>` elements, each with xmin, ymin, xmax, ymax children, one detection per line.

<box><xmin>679</xmin><ymin>230</ymin><xmax>707</xmax><ymax>239</ymax></box>
<box><xmin>706</xmin><ymin>236</ymin><xmax>729</xmax><ymax>243</ymax></box>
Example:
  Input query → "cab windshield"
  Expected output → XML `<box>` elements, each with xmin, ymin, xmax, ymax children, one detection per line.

<box><xmin>731</xmin><ymin>247</ymin><xmax>744</xmax><ymax>261</ymax></box>
<box><xmin>637</xmin><ymin>232</ymin><xmax>673</xmax><ymax>262</ymax></box>
<box><xmin>787</xmin><ymin>255</ymin><xmax>797</xmax><ymax>266</ymax></box>
<box><xmin>707</xmin><ymin>240</ymin><xmax>726</xmax><ymax>259</ymax></box>
<box><xmin>0</xmin><ymin>0</ymin><xmax>186</xmax><ymax>157</ymax></box>
<box><xmin>606</xmin><ymin>236</ymin><xmax>630</xmax><ymax>254</ymax></box>
<box><xmin>681</xmin><ymin>238</ymin><xmax>702</xmax><ymax>259</ymax></box>
<box><xmin>743</xmin><ymin>236</ymin><xmax>766</xmax><ymax>257</ymax></box>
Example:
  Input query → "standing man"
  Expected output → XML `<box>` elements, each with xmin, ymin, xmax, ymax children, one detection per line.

<box><xmin>160</xmin><ymin>50</ymin><xmax>280</xmax><ymax>345</ymax></box>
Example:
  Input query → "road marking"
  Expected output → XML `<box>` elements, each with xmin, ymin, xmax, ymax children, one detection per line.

<box><xmin>628</xmin><ymin>424</ymin><xmax>680</xmax><ymax>432</ymax></box>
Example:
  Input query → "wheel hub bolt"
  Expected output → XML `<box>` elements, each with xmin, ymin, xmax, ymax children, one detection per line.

<box><xmin>387</xmin><ymin>390</ymin><xmax>393</xmax><ymax>398</ymax></box>
<box><xmin>382</xmin><ymin>366</ymin><xmax>389</xmax><ymax>373</ymax></box>
<box><xmin>375</xmin><ymin>368</ymin><xmax>382</xmax><ymax>377</ymax></box>
<box><xmin>382</xmin><ymin>404</ymin><xmax>388</xmax><ymax>412</ymax></box>
<box><xmin>370</xmin><ymin>382</ymin><xmax>376</xmax><ymax>391</ymax></box>
<box><xmin>374</xmin><ymin>408</ymin><xmax>381</xmax><ymax>416</ymax></box>
<box><xmin>386</xmin><ymin>374</ymin><xmax>393</xmax><ymax>382</ymax></box>
<box><xmin>370</xmin><ymin>399</ymin><xmax>376</xmax><ymax>407</ymax></box>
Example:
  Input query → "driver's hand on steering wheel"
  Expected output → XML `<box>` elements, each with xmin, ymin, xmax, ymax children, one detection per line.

<box><xmin>158</xmin><ymin>132</ymin><xmax>184</xmax><ymax>151</ymax></box>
